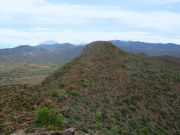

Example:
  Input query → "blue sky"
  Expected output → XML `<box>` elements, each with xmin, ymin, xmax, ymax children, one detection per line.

<box><xmin>0</xmin><ymin>0</ymin><xmax>180</xmax><ymax>48</ymax></box>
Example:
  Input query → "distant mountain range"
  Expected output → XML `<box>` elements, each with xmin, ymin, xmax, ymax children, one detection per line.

<box><xmin>111</xmin><ymin>40</ymin><xmax>180</xmax><ymax>57</ymax></box>
<box><xmin>0</xmin><ymin>43</ymin><xmax>84</xmax><ymax>64</ymax></box>
<box><xmin>0</xmin><ymin>40</ymin><xmax>179</xmax><ymax>64</ymax></box>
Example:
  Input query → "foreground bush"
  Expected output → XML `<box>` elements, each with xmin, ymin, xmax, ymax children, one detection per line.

<box><xmin>36</xmin><ymin>107</ymin><xmax>64</xmax><ymax>130</ymax></box>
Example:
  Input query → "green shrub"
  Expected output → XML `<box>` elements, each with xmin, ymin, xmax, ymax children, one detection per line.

<box><xmin>68</xmin><ymin>90</ymin><xmax>80</xmax><ymax>97</ymax></box>
<box><xmin>0</xmin><ymin>124</ymin><xmax>3</xmax><ymax>134</ymax></box>
<box><xmin>121</xmin><ymin>64</ymin><xmax>127</xmax><ymax>69</ymax></box>
<box><xmin>92</xmin><ymin>122</ymin><xmax>103</xmax><ymax>130</ymax></box>
<box><xmin>128</xmin><ymin>119</ymin><xmax>137</xmax><ymax>129</ymax></box>
<box><xmin>142</xmin><ymin>116</ymin><xmax>150</xmax><ymax>125</ymax></box>
<box><xmin>96</xmin><ymin>112</ymin><xmax>103</xmax><ymax>121</ymax></box>
<box><xmin>114</xmin><ymin>97</ymin><xmax>123</xmax><ymax>106</ymax></box>
<box><xmin>58</xmin><ymin>83</ymin><xmax>65</xmax><ymax>89</ymax></box>
<box><xmin>36</xmin><ymin>107</ymin><xmax>64</xmax><ymax>129</ymax></box>
<box><xmin>79</xmin><ymin>79</ymin><xmax>92</xmax><ymax>87</ymax></box>
<box><xmin>130</xmin><ymin>96</ymin><xmax>141</xmax><ymax>106</ymax></box>
<box><xmin>142</xmin><ymin>125</ymin><xmax>152</xmax><ymax>135</ymax></box>
<box><xmin>51</xmin><ymin>91</ymin><xmax>59</xmax><ymax>98</ymax></box>
<box><xmin>115</xmin><ymin>96</ymin><xmax>141</xmax><ymax>106</ymax></box>
<box><xmin>121</xmin><ymin>108</ymin><xmax>129</xmax><ymax>116</ymax></box>
<box><xmin>176</xmin><ymin>74</ymin><xmax>180</xmax><ymax>82</ymax></box>
<box><xmin>82</xmin><ymin>127</ymin><xmax>90</xmax><ymax>133</ymax></box>
<box><xmin>58</xmin><ymin>95</ymin><xmax>67</xmax><ymax>101</ymax></box>
<box><xmin>111</xmin><ymin>126</ymin><xmax>119</xmax><ymax>134</ymax></box>
<box><xmin>160</xmin><ymin>110</ymin><xmax>168</xmax><ymax>119</ymax></box>
<box><xmin>156</xmin><ymin>124</ymin><xmax>166</xmax><ymax>134</ymax></box>
<box><xmin>51</xmin><ymin>91</ymin><xmax>66</xmax><ymax>101</ymax></box>
<box><xmin>83</xmin><ymin>96</ymin><xmax>91</xmax><ymax>105</ymax></box>
<box><xmin>113</xmin><ymin>111</ymin><xmax>121</xmax><ymax>120</ymax></box>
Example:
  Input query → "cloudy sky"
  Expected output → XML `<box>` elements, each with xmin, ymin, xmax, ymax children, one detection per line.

<box><xmin>0</xmin><ymin>0</ymin><xmax>180</xmax><ymax>48</ymax></box>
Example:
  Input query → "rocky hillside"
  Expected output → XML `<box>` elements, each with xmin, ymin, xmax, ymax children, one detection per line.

<box><xmin>0</xmin><ymin>41</ymin><xmax>179</xmax><ymax>135</ymax></box>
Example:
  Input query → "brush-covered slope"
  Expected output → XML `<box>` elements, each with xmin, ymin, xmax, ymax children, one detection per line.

<box><xmin>0</xmin><ymin>41</ymin><xmax>179</xmax><ymax>135</ymax></box>
<box><xmin>43</xmin><ymin>41</ymin><xmax>180</xmax><ymax>134</ymax></box>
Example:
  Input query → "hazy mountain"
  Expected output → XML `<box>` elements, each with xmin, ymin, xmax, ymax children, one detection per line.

<box><xmin>0</xmin><ymin>43</ymin><xmax>84</xmax><ymax>64</ymax></box>
<box><xmin>1</xmin><ymin>41</ymin><xmax>179</xmax><ymax>134</ymax></box>
<box><xmin>0</xmin><ymin>40</ymin><xmax>179</xmax><ymax>65</ymax></box>
<box><xmin>111</xmin><ymin>40</ymin><xmax>180</xmax><ymax>57</ymax></box>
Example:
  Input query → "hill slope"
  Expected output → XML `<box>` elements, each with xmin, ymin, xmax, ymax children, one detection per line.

<box><xmin>0</xmin><ymin>41</ymin><xmax>179</xmax><ymax>134</ymax></box>
<box><xmin>43</xmin><ymin>41</ymin><xmax>180</xmax><ymax>134</ymax></box>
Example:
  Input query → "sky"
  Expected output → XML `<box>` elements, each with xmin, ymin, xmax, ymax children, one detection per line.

<box><xmin>0</xmin><ymin>0</ymin><xmax>180</xmax><ymax>48</ymax></box>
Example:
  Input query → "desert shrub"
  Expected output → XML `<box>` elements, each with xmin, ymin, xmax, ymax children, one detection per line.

<box><xmin>130</xmin><ymin>95</ymin><xmax>141</xmax><ymax>106</ymax></box>
<box><xmin>51</xmin><ymin>91</ymin><xmax>59</xmax><ymax>98</ymax></box>
<box><xmin>155</xmin><ymin>124</ymin><xmax>166</xmax><ymax>134</ymax></box>
<box><xmin>116</xmin><ymin>96</ymin><xmax>141</xmax><ymax>107</ymax></box>
<box><xmin>68</xmin><ymin>90</ymin><xmax>80</xmax><ymax>97</ymax></box>
<box><xmin>113</xmin><ymin>111</ymin><xmax>121</xmax><ymax>120</ymax></box>
<box><xmin>114</xmin><ymin>97</ymin><xmax>123</xmax><ymax>106</ymax></box>
<box><xmin>51</xmin><ymin>91</ymin><xmax>66</xmax><ymax>101</ymax></box>
<box><xmin>121</xmin><ymin>64</ymin><xmax>128</xmax><ymax>69</ymax></box>
<box><xmin>141</xmin><ymin>116</ymin><xmax>150</xmax><ymax>125</ymax></box>
<box><xmin>58</xmin><ymin>95</ymin><xmax>66</xmax><ymax>101</ymax></box>
<box><xmin>101</xmin><ymin>76</ymin><xmax>112</xmax><ymax>81</ymax></box>
<box><xmin>121</xmin><ymin>108</ymin><xmax>129</xmax><ymax>116</ymax></box>
<box><xmin>71</xmin><ymin>100</ymin><xmax>79</xmax><ymax>110</ymax></box>
<box><xmin>36</xmin><ymin>107</ymin><xmax>64</xmax><ymax>129</ymax></box>
<box><xmin>0</xmin><ymin>124</ymin><xmax>3</xmax><ymax>134</ymax></box>
<box><xmin>142</xmin><ymin>125</ymin><xmax>152</xmax><ymax>135</ymax></box>
<box><xmin>0</xmin><ymin>103</ymin><xmax>5</xmax><ymax>111</ymax></box>
<box><xmin>160</xmin><ymin>110</ymin><xmax>168</xmax><ymax>119</ymax></box>
<box><xmin>79</xmin><ymin>79</ymin><xmax>92</xmax><ymax>87</ymax></box>
<box><xmin>122</xmin><ymin>98</ymin><xmax>131</xmax><ymax>106</ymax></box>
<box><xmin>176</xmin><ymin>74</ymin><xmax>180</xmax><ymax>82</ymax></box>
<box><xmin>83</xmin><ymin>96</ymin><xmax>91</xmax><ymax>105</ymax></box>
<box><xmin>82</xmin><ymin>127</ymin><xmax>90</xmax><ymax>133</ymax></box>
<box><xmin>58</xmin><ymin>83</ymin><xmax>65</xmax><ymax>89</ymax></box>
<box><xmin>92</xmin><ymin>122</ymin><xmax>103</xmax><ymax>130</ymax></box>
<box><xmin>128</xmin><ymin>119</ymin><xmax>137</xmax><ymax>129</ymax></box>
<box><xmin>96</xmin><ymin>112</ymin><xmax>103</xmax><ymax>121</ymax></box>
<box><xmin>111</xmin><ymin>126</ymin><xmax>119</xmax><ymax>134</ymax></box>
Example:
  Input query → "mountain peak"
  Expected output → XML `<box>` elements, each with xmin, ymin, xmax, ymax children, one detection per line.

<box><xmin>40</xmin><ymin>40</ymin><xmax>59</xmax><ymax>45</ymax></box>
<box><xmin>81</xmin><ymin>41</ymin><xmax>126</xmax><ymax>57</ymax></box>
<box><xmin>43</xmin><ymin>41</ymin><xmax>127</xmax><ymax>85</ymax></box>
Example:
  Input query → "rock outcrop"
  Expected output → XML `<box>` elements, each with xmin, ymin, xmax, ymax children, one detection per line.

<box><xmin>11</xmin><ymin>128</ymin><xmax>75</xmax><ymax>135</ymax></box>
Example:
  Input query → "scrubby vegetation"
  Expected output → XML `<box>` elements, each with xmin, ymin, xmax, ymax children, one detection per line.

<box><xmin>36</xmin><ymin>107</ymin><xmax>64</xmax><ymax>130</ymax></box>
<box><xmin>0</xmin><ymin>41</ymin><xmax>179</xmax><ymax>134</ymax></box>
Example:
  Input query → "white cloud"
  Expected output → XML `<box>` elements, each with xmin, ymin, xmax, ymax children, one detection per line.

<box><xmin>0</xmin><ymin>0</ymin><xmax>180</xmax><ymax>45</ymax></box>
<box><xmin>0</xmin><ymin>0</ymin><xmax>180</xmax><ymax>30</ymax></box>
<box><xmin>0</xmin><ymin>28</ymin><xmax>179</xmax><ymax>45</ymax></box>
<box><xmin>145</xmin><ymin>0</ymin><xmax>180</xmax><ymax>4</ymax></box>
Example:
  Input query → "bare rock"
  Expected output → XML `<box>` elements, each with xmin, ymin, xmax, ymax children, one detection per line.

<box><xmin>10</xmin><ymin>128</ymin><xmax>75</xmax><ymax>135</ymax></box>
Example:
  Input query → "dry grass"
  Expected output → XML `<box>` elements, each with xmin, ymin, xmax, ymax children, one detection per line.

<box><xmin>0</xmin><ymin>64</ymin><xmax>61</xmax><ymax>86</ymax></box>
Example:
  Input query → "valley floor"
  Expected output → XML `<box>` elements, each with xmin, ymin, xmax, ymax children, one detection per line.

<box><xmin>0</xmin><ymin>64</ymin><xmax>61</xmax><ymax>85</ymax></box>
